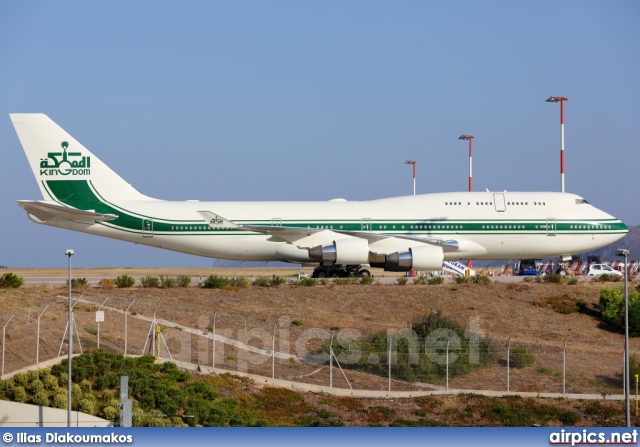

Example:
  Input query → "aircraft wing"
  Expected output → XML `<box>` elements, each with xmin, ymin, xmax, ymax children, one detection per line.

<box><xmin>197</xmin><ymin>211</ymin><xmax>459</xmax><ymax>253</ymax></box>
<box><xmin>16</xmin><ymin>200</ymin><xmax>118</xmax><ymax>223</ymax></box>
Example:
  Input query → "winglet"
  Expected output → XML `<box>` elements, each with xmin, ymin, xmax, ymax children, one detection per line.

<box><xmin>197</xmin><ymin>211</ymin><xmax>240</xmax><ymax>229</ymax></box>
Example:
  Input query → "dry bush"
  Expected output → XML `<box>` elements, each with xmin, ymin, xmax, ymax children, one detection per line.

<box><xmin>98</xmin><ymin>278</ymin><xmax>115</xmax><ymax>289</ymax></box>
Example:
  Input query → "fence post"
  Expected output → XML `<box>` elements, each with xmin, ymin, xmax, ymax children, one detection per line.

<box><xmin>272</xmin><ymin>322</ymin><xmax>276</xmax><ymax>379</ymax></box>
<box><xmin>446</xmin><ymin>338</ymin><xmax>450</xmax><ymax>392</ymax></box>
<box><xmin>563</xmin><ymin>338</ymin><xmax>567</xmax><ymax>395</ymax></box>
<box><xmin>36</xmin><ymin>304</ymin><xmax>49</xmax><ymax>366</ymax></box>
<box><xmin>96</xmin><ymin>297</ymin><xmax>109</xmax><ymax>349</ymax></box>
<box><xmin>2</xmin><ymin>315</ymin><xmax>14</xmax><ymax>377</ymax></box>
<box><xmin>124</xmin><ymin>299</ymin><xmax>136</xmax><ymax>356</ymax></box>
<box><xmin>388</xmin><ymin>337</ymin><xmax>392</xmax><ymax>392</ymax></box>
<box><xmin>212</xmin><ymin>312</ymin><xmax>217</xmax><ymax>369</ymax></box>
<box><xmin>330</xmin><ymin>334</ymin><xmax>334</xmax><ymax>389</ymax></box>
<box><xmin>507</xmin><ymin>337</ymin><xmax>511</xmax><ymax>392</ymax></box>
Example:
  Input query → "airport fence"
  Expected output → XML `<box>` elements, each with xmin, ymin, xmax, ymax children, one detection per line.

<box><xmin>0</xmin><ymin>292</ymin><xmax>637</xmax><ymax>396</ymax></box>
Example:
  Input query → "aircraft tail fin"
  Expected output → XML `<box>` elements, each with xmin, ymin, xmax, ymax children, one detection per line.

<box><xmin>10</xmin><ymin>113</ymin><xmax>150</xmax><ymax>203</ymax></box>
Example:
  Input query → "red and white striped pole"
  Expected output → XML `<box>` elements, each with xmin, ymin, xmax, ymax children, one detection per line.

<box><xmin>458</xmin><ymin>135</ymin><xmax>474</xmax><ymax>270</ymax></box>
<box><xmin>458</xmin><ymin>135</ymin><xmax>474</xmax><ymax>192</ymax></box>
<box><xmin>546</xmin><ymin>96</ymin><xmax>568</xmax><ymax>193</ymax></box>
<box><xmin>405</xmin><ymin>160</ymin><xmax>417</xmax><ymax>195</ymax></box>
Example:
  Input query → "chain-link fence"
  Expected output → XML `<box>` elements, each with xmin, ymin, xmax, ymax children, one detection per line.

<box><xmin>1</xmin><ymin>292</ymin><xmax>637</xmax><ymax>396</ymax></box>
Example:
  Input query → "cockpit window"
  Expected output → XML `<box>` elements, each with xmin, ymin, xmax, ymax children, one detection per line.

<box><xmin>575</xmin><ymin>199</ymin><xmax>589</xmax><ymax>205</ymax></box>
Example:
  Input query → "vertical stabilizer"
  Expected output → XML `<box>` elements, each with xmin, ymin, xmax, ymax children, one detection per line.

<box><xmin>10</xmin><ymin>113</ymin><xmax>150</xmax><ymax>202</ymax></box>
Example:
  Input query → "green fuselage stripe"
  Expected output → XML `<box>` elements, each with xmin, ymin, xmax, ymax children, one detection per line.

<box><xmin>43</xmin><ymin>180</ymin><xmax>628</xmax><ymax>236</ymax></box>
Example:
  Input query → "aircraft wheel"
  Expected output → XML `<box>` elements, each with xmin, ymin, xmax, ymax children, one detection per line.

<box><xmin>359</xmin><ymin>269</ymin><xmax>371</xmax><ymax>277</ymax></box>
<box><xmin>317</xmin><ymin>270</ymin><xmax>327</xmax><ymax>278</ymax></box>
<box><xmin>329</xmin><ymin>269</ymin><xmax>340</xmax><ymax>278</ymax></box>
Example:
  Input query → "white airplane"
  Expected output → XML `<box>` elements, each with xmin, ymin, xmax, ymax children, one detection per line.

<box><xmin>11</xmin><ymin>114</ymin><xmax>628</xmax><ymax>277</ymax></box>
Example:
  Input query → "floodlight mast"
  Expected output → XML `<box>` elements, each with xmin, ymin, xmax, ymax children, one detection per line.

<box><xmin>458</xmin><ymin>135</ymin><xmax>474</xmax><ymax>192</ymax></box>
<box><xmin>458</xmin><ymin>135</ymin><xmax>474</xmax><ymax>269</ymax></box>
<box><xmin>404</xmin><ymin>160</ymin><xmax>417</xmax><ymax>195</ymax></box>
<box><xmin>65</xmin><ymin>249</ymin><xmax>74</xmax><ymax>427</ymax></box>
<box><xmin>546</xmin><ymin>96</ymin><xmax>568</xmax><ymax>193</ymax></box>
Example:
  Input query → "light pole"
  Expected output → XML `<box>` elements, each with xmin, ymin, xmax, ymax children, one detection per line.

<box><xmin>459</xmin><ymin>134</ymin><xmax>474</xmax><ymax>269</ymax></box>
<box><xmin>546</xmin><ymin>96</ymin><xmax>568</xmax><ymax>193</ymax></box>
<box><xmin>65</xmin><ymin>249</ymin><xmax>74</xmax><ymax>427</ymax></box>
<box><xmin>618</xmin><ymin>248</ymin><xmax>630</xmax><ymax>427</ymax></box>
<box><xmin>405</xmin><ymin>160</ymin><xmax>417</xmax><ymax>195</ymax></box>
<box><xmin>458</xmin><ymin>135</ymin><xmax>474</xmax><ymax>192</ymax></box>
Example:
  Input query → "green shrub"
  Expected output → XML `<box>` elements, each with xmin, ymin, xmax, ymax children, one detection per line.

<box><xmin>102</xmin><ymin>405</ymin><xmax>119</xmax><ymax>421</ymax></box>
<box><xmin>271</xmin><ymin>275</ymin><xmax>286</xmax><ymax>286</ymax></box>
<box><xmin>453</xmin><ymin>276</ymin><xmax>470</xmax><ymax>284</ymax></box>
<box><xmin>253</xmin><ymin>275</ymin><xmax>286</xmax><ymax>287</ymax></box>
<box><xmin>543</xmin><ymin>273</ymin><xmax>564</xmax><ymax>283</ymax></box>
<box><xmin>599</xmin><ymin>286</ymin><xmax>640</xmax><ymax>335</ymax></box>
<box><xmin>598</xmin><ymin>273</ymin><xmax>621</xmax><ymax>282</ymax></box>
<box><xmin>11</xmin><ymin>386</ymin><xmax>27</xmax><ymax>402</ymax></box>
<box><xmin>253</xmin><ymin>276</ymin><xmax>271</xmax><ymax>287</ymax></box>
<box><xmin>159</xmin><ymin>275</ymin><xmax>177</xmax><ymax>288</ymax></box>
<box><xmin>333</xmin><ymin>277</ymin><xmax>358</xmax><ymax>285</ymax></box>
<box><xmin>115</xmin><ymin>275</ymin><xmax>135</xmax><ymax>288</ymax></box>
<box><xmin>202</xmin><ymin>274</ymin><xmax>229</xmax><ymax>289</ymax></box>
<box><xmin>396</xmin><ymin>276</ymin><xmax>408</xmax><ymax>285</ymax></box>
<box><xmin>292</xmin><ymin>320</ymin><xmax>304</xmax><ymax>326</ymax></box>
<box><xmin>43</xmin><ymin>374</ymin><xmax>59</xmax><ymax>390</ymax></box>
<box><xmin>79</xmin><ymin>398</ymin><xmax>96</xmax><ymax>415</ymax></box>
<box><xmin>427</xmin><ymin>276</ymin><xmax>444</xmax><ymax>285</ymax></box>
<box><xmin>300</xmin><ymin>277</ymin><xmax>318</xmax><ymax>287</ymax></box>
<box><xmin>0</xmin><ymin>272</ymin><xmax>23</xmax><ymax>288</ymax></box>
<box><xmin>52</xmin><ymin>391</ymin><xmax>67</xmax><ymax>409</ymax></box>
<box><xmin>359</xmin><ymin>275</ymin><xmax>375</xmax><ymax>284</ymax></box>
<box><xmin>471</xmin><ymin>275</ymin><xmax>491</xmax><ymax>285</ymax></box>
<box><xmin>66</xmin><ymin>277</ymin><xmax>89</xmax><ymax>289</ymax></box>
<box><xmin>176</xmin><ymin>275</ymin><xmax>191</xmax><ymax>287</ymax></box>
<box><xmin>80</xmin><ymin>379</ymin><xmax>92</xmax><ymax>394</ymax></box>
<box><xmin>413</xmin><ymin>276</ymin><xmax>428</xmax><ymax>285</ymax></box>
<box><xmin>140</xmin><ymin>275</ymin><xmax>160</xmax><ymax>288</ymax></box>
<box><xmin>84</xmin><ymin>327</ymin><xmax>98</xmax><ymax>335</ymax></box>
<box><xmin>509</xmin><ymin>347</ymin><xmax>534</xmax><ymax>367</ymax></box>
<box><xmin>30</xmin><ymin>379</ymin><xmax>45</xmax><ymax>394</ymax></box>
<box><xmin>228</xmin><ymin>276</ymin><xmax>250</xmax><ymax>288</ymax></box>
<box><xmin>13</xmin><ymin>372</ymin><xmax>28</xmax><ymax>387</ymax></box>
<box><xmin>319</xmin><ymin>310</ymin><xmax>495</xmax><ymax>383</ymax></box>
<box><xmin>32</xmin><ymin>391</ymin><xmax>49</xmax><ymax>407</ymax></box>
<box><xmin>568</xmin><ymin>276</ymin><xmax>579</xmax><ymax>285</ymax></box>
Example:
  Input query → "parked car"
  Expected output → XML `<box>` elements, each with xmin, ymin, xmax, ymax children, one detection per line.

<box><xmin>584</xmin><ymin>264</ymin><xmax>623</xmax><ymax>277</ymax></box>
<box><xmin>515</xmin><ymin>259</ymin><xmax>540</xmax><ymax>276</ymax></box>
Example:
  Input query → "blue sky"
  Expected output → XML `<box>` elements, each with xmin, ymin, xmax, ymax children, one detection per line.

<box><xmin>1</xmin><ymin>1</ymin><xmax>639</xmax><ymax>268</ymax></box>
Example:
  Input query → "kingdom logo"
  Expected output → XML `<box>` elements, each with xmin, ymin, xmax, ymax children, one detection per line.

<box><xmin>39</xmin><ymin>141</ymin><xmax>91</xmax><ymax>176</ymax></box>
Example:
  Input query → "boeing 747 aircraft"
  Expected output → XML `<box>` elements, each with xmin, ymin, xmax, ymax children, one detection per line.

<box><xmin>11</xmin><ymin>114</ymin><xmax>628</xmax><ymax>277</ymax></box>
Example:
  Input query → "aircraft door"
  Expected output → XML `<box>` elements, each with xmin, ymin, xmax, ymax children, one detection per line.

<box><xmin>361</xmin><ymin>218</ymin><xmax>372</xmax><ymax>232</ymax></box>
<box><xmin>493</xmin><ymin>193</ymin><xmax>506</xmax><ymax>212</ymax></box>
<box><xmin>271</xmin><ymin>218</ymin><xmax>282</xmax><ymax>227</ymax></box>
<box><xmin>142</xmin><ymin>219</ymin><xmax>153</xmax><ymax>238</ymax></box>
<box><xmin>546</xmin><ymin>218</ymin><xmax>557</xmax><ymax>236</ymax></box>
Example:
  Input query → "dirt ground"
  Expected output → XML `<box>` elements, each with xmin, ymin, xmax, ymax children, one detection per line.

<box><xmin>1</xmin><ymin>268</ymin><xmax>637</xmax><ymax>397</ymax></box>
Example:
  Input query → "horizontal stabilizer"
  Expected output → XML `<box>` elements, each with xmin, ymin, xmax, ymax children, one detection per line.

<box><xmin>16</xmin><ymin>200</ymin><xmax>118</xmax><ymax>223</ymax></box>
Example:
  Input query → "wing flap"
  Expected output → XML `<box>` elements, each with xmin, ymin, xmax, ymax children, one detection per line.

<box><xmin>197</xmin><ymin>210</ymin><xmax>461</xmax><ymax>254</ymax></box>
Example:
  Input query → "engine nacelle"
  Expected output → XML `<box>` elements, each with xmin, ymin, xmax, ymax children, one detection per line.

<box><xmin>308</xmin><ymin>238</ymin><xmax>370</xmax><ymax>265</ymax></box>
<box><xmin>385</xmin><ymin>245</ymin><xmax>444</xmax><ymax>271</ymax></box>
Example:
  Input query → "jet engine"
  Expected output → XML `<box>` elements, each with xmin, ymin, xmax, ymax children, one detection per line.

<box><xmin>308</xmin><ymin>238</ymin><xmax>370</xmax><ymax>265</ymax></box>
<box><xmin>384</xmin><ymin>245</ymin><xmax>444</xmax><ymax>271</ymax></box>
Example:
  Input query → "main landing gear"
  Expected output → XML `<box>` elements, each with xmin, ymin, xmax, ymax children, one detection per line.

<box><xmin>312</xmin><ymin>265</ymin><xmax>372</xmax><ymax>278</ymax></box>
